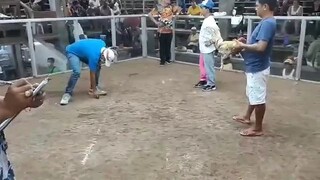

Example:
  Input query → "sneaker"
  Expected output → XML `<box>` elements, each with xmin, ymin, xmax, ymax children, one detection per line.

<box><xmin>166</xmin><ymin>60</ymin><xmax>171</xmax><ymax>65</ymax></box>
<box><xmin>96</xmin><ymin>86</ymin><xmax>107</xmax><ymax>96</ymax></box>
<box><xmin>202</xmin><ymin>85</ymin><xmax>216</xmax><ymax>92</ymax></box>
<box><xmin>194</xmin><ymin>80</ymin><xmax>207</xmax><ymax>88</ymax></box>
<box><xmin>60</xmin><ymin>93</ymin><xmax>71</xmax><ymax>105</ymax></box>
<box><xmin>160</xmin><ymin>63</ymin><xmax>165</xmax><ymax>66</ymax></box>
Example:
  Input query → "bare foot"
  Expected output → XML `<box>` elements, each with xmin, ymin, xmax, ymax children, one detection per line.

<box><xmin>240</xmin><ymin>127</ymin><xmax>264</xmax><ymax>137</ymax></box>
<box><xmin>232</xmin><ymin>115</ymin><xmax>251</xmax><ymax>125</ymax></box>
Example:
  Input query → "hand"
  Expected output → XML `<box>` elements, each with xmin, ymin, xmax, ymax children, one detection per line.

<box><xmin>231</xmin><ymin>40</ymin><xmax>244</xmax><ymax>54</ymax></box>
<box><xmin>1</xmin><ymin>79</ymin><xmax>45</xmax><ymax>117</ymax></box>
<box><xmin>237</xmin><ymin>37</ymin><xmax>246</xmax><ymax>44</ymax></box>
<box><xmin>204</xmin><ymin>40</ymin><xmax>213</xmax><ymax>47</ymax></box>
<box><xmin>88</xmin><ymin>89</ymin><xmax>100</xmax><ymax>99</ymax></box>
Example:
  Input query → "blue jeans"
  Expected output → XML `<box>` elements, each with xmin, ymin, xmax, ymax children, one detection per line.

<box><xmin>203</xmin><ymin>52</ymin><xmax>216</xmax><ymax>86</ymax></box>
<box><xmin>178</xmin><ymin>0</ymin><xmax>186</xmax><ymax>13</ymax></box>
<box><xmin>65</xmin><ymin>53</ymin><xmax>101</xmax><ymax>95</ymax></box>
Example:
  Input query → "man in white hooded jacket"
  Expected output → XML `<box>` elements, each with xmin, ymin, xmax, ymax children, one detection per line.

<box><xmin>199</xmin><ymin>0</ymin><xmax>224</xmax><ymax>91</ymax></box>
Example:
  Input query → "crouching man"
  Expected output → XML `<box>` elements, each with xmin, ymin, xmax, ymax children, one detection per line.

<box><xmin>60</xmin><ymin>38</ymin><xmax>117</xmax><ymax>105</ymax></box>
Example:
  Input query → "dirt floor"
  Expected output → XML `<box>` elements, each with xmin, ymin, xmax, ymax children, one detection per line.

<box><xmin>1</xmin><ymin>58</ymin><xmax>320</xmax><ymax>180</ymax></box>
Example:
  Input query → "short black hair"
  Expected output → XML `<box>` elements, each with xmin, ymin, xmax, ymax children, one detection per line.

<box><xmin>257</xmin><ymin>0</ymin><xmax>278</xmax><ymax>11</ymax></box>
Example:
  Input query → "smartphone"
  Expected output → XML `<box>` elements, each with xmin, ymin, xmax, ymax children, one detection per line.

<box><xmin>32</xmin><ymin>77</ymin><xmax>50</xmax><ymax>96</ymax></box>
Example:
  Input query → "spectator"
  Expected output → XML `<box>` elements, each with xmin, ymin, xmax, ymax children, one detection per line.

<box><xmin>313</xmin><ymin>0</ymin><xmax>320</xmax><ymax>14</ymax></box>
<box><xmin>287</xmin><ymin>0</ymin><xmax>303</xmax><ymax>34</ymax></box>
<box><xmin>47</xmin><ymin>58</ymin><xmax>60</xmax><ymax>74</ymax></box>
<box><xmin>69</xmin><ymin>0</ymin><xmax>87</xmax><ymax>17</ymax></box>
<box><xmin>89</xmin><ymin>0</ymin><xmax>100</xmax><ymax>8</ymax></box>
<box><xmin>148</xmin><ymin>0</ymin><xmax>181</xmax><ymax>66</ymax></box>
<box><xmin>306</xmin><ymin>35</ymin><xmax>320</xmax><ymax>68</ymax></box>
<box><xmin>187</xmin><ymin>0</ymin><xmax>201</xmax><ymax>15</ymax></box>
<box><xmin>0</xmin><ymin>79</ymin><xmax>46</xmax><ymax>180</ymax></box>
<box><xmin>187</xmin><ymin>27</ymin><xmax>199</xmax><ymax>53</ymax></box>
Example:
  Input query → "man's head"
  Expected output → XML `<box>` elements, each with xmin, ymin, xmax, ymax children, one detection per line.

<box><xmin>191</xmin><ymin>0</ymin><xmax>197</xmax><ymax>8</ymax></box>
<box><xmin>255</xmin><ymin>0</ymin><xmax>277</xmax><ymax>18</ymax></box>
<box><xmin>293</xmin><ymin>0</ymin><xmax>300</xmax><ymax>7</ymax></box>
<box><xmin>47</xmin><ymin>57</ymin><xmax>55</xmax><ymax>67</ymax></box>
<box><xmin>100</xmin><ymin>47</ymin><xmax>118</xmax><ymax>67</ymax></box>
<box><xmin>199</xmin><ymin>0</ymin><xmax>215</xmax><ymax>16</ymax></box>
<box><xmin>191</xmin><ymin>26</ymin><xmax>197</xmax><ymax>34</ymax></box>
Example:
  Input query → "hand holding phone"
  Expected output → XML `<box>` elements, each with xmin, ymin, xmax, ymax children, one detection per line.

<box><xmin>32</xmin><ymin>77</ymin><xmax>50</xmax><ymax>97</ymax></box>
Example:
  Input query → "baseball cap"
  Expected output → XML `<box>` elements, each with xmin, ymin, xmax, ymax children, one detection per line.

<box><xmin>101</xmin><ymin>47</ymin><xmax>117</xmax><ymax>67</ymax></box>
<box><xmin>199</xmin><ymin>0</ymin><xmax>215</xmax><ymax>9</ymax></box>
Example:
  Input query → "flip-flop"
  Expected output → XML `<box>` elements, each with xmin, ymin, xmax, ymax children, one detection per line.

<box><xmin>240</xmin><ymin>129</ymin><xmax>264</xmax><ymax>137</ymax></box>
<box><xmin>232</xmin><ymin>116</ymin><xmax>251</xmax><ymax>125</ymax></box>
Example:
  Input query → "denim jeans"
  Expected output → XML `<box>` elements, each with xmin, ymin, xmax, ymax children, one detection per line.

<box><xmin>178</xmin><ymin>0</ymin><xmax>186</xmax><ymax>13</ymax></box>
<box><xmin>65</xmin><ymin>53</ymin><xmax>101</xmax><ymax>95</ymax></box>
<box><xmin>203</xmin><ymin>52</ymin><xmax>216</xmax><ymax>86</ymax></box>
<box><xmin>0</xmin><ymin>132</ymin><xmax>15</xmax><ymax>180</ymax></box>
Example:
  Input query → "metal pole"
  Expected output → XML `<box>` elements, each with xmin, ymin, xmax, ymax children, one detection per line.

<box><xmin>143</xmin><ymin>0</ymin><xmax>145</xmax><ymax>14</ymax></box>
<box><xmin>26</xmin><ymin>22</ymin><xmax>38</xmax><ymax>77</ymax></box>
<box><xmin>171</xmin><ymin>19</ymin><xmax>176</xmax><ymax>62</ymax></box>
<box><xmin>111</xmin><ymin>17</ymin><xmax>117</xmax><ymax>48</ymax></box>
<box><xmin>141</xmin><ymin>16</ymin><xmax>148</xmax><ymax>58</ymax></box>
<box><xmin>296</xmin><ymin>19</ymin><xmax>306</xmax><ymax>81</ymax></box>
<box><xmin>246</xmin><ymin>18</ymin><xmax>252</xmax><ymax>43</ymax></box>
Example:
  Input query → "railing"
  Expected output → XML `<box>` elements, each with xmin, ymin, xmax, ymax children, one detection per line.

<box><xmin>0</xmin><ymin>14</ymin><xmax>319</xmax><ymax>83</ymax></box>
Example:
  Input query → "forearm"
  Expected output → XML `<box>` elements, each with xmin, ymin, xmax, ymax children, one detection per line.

<box><xmin>242</xmin><ymin>43</ymin><xmax>263</xmax><ymax>52</ymax></box>
<box><xmin>0</xmin><ymin>99</ymin><xmax>12</xmax><ymax>123</ymax></box>
<box><xmin>148</xmin><ymin>13</ymin><xmax>158</xmax><ymax>24</ymax></box>
<box><xmin>89</xmin><ymin>71</ymin><xmax>97</xmax><ymax>90</ymax></box>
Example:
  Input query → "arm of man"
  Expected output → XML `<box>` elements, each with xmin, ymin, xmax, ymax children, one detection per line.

<box><xmin>241</xmin><ymin>21</ymin><xmax>275</xmax><ymax>52</ymax></box>
<box><xmin>203</xmin><ymin>23</ymin><xmax>224</xmax><ymax>50</ymax></box>
<box><xmin>88</xmin><ymin>56</ymin><xmax>99</xmax><ymax>91</ymax></box>
<box><xmin>89</xmin><ymin>71</ymin><xmax>97</xmax><ymax>90</ymax></box>
<box><xmin>148</xmin><ymin>8</ymin><xmax>159</xmax><ymax>25</ymax></box>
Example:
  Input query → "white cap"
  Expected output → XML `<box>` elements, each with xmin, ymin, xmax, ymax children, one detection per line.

<box><xmin>101</xmin><ymin>47</ymin><xmax>116</xmax><ymax>67</ymax></box>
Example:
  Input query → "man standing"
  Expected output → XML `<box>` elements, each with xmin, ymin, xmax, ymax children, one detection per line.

<box><xmin>198</xmin><ymin>0</ymin><xmax>223</xmax><ymax>91</ymax></box>
<box><xmin>232</xmin><ymin>0</ymin><xmax>277</xmax><ymax>136</ymax></box>
<box><xmin>60</xmin><ymin>38</ymin><xmax>117</xmax><ymax>105</ymax></box>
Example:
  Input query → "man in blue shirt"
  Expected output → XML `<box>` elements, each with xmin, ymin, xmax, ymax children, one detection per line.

<box><xmin>232</xmin><ymin>0</ymin><xmax>277</xmax><ymax>136</ymax></box>
<box><xmin>60</xmin><ymin>39</ymin><xmax>117</xmax><ymax>105</ymax></box>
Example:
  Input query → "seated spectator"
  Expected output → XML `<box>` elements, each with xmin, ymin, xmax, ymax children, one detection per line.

<box><xmin>69</xmin><ymin>0</ymin><xmax>87</xmax><ymax>17</ymax></box>
<box><xmin>187</xmin><ymin>27</ymin><xmax>199</xmax><ymax>53</ymax></box>
<box><xmin>287</xmin><ymin>0</ymin><xmax>303</xmax><ymax>34</ymax></box>
<box><xmin>280</xmin><ymin>0</ymin><xmax>293</xmax><ymax>15</ymax></box>
<box><xmin>306</xmin><ymin>35</ymin><xmax>320</xmax><ymax>68</ymax></box>
<box><xmin>100</xmin><ymin>1</ymin><xmax>112</xmax><ymax>16</ymax></box>
<box><xmin>89</xmin><ymin>0</ymin><xmax>100</xmax><ymax>8</ymax></box>
<box><xmin>47</xmin><ymin>58</ymin><xmax>60</xmax><ymax>74</ymax></box>
<box><xmin>313</xmin><ymin>0</ymin><xmax>320</xmax><ymax>15</ymax></box>
<box><xmin>187</xmin><ymin>0</ymin><xmax>201</xmax><ymax>15</ymax></box>
<box><xmin>86</xmin><ymin>2</ymin><xmax>99</xmax><ymax>16</ymax></box>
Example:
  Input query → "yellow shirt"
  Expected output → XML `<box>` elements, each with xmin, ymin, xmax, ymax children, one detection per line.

<box><xmin>187</xmin><ymin>5</ymin><xmax>201</xmax><ymax>15</ymax></box>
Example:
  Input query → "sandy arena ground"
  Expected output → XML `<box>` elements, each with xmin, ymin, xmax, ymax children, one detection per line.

<box><xmin>1</xmin><ymin>58</ymin><xmax>320</xmax><ymax>180</ymax></box>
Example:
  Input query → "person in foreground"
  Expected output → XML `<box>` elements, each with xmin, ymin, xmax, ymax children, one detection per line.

<box><xmin>198</xmin><ymin>0</ymin><xmax>223</xmax><ymax>91</ymax></box>
<box><xmin>60</xmin><ymin>38</ymin><xmax>117</xmax><ymax>105</ymax></box>
<box><xmin>0</xmin><ymin>79</ymin><xmax>46</xmax><ymax>179</ymax></box>
<box><xmin>232</xmin><ymin>0</ymin><xmax>277</xmax><ymax>137</ymax></box>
